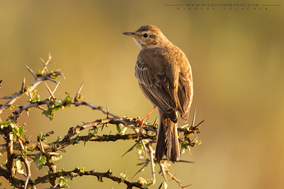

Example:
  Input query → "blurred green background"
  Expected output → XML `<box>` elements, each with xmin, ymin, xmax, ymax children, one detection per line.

<box><xmin>0</xmin><ymin>0</ymin><xmax>283</xmax><ymax>188</ymax></box>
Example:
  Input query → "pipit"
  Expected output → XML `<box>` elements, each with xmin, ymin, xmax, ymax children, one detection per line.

<box><xmin>123</xmin><ymin>25</ymin><xmax>193</xmax><ymax>162</ymax></box>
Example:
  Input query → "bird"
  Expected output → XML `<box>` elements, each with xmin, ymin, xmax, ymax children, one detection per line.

<box><xmin>123</xmin><ymin>25</ymin><xmax>193</xmax><ymax>162</ymax></box>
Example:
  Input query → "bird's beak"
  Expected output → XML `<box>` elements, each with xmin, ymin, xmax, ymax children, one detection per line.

<box><xmin>123</xmin><ymin>32</ymin><xmax>136</xmax><ymax>37</ymax></box>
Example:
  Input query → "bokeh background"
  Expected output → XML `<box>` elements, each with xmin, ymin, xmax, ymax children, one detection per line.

<box><xmin>0</xmin><ymin>0</ymin><xmax>283</xmax><ymax>188</ymax></box>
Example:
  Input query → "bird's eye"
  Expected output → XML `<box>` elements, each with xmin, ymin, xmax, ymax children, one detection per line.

<box><xmin>143</xmin><ymin>33</ymin><xmax>149</xmax><ymax>38</ymax></box>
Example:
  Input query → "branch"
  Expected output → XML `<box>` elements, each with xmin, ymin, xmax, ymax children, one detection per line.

<box><xmin>0</xmin><ymin>54</ymin><xmax>204</xmax><ymax>189</ymax></box>
<box><xmin>0</xmin><ymin>56</ymin><xmax>64</xmax><ymax>115</ymax></box>
<box><xmin>34</xmin><ymin>168</ymin><xmax>149</xmax><ymax>189</ymax></box>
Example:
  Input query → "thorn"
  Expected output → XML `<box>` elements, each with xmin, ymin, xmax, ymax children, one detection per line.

<box><xmin>153</xmin><ymin>117</ymin><xmax>158</xmax><ymax>126</ymax></box>
<box><xmin>106</xmin><ymin>106</ymin><xmax>109</xmax><ymax>118</ymax></box>
<box><xmin>177</xmin><ymin>159</ymin><xmax>194</xmax><ymax>163</ymax></box>
<box><xmin>48</xmin><ymin>52</ymin><xmax>52</xmax><ymax>60</ymax></box>
<box><xmin>27</xmin><ymin>90</ymin><xmax>32</xmax><ymax>99</ymax></box>
<box><xmin>159</xmin><ymin>164</ymin><xmax>168</xmax><ymax>183</ymax></box>
<box><xmin>52</xmin><ymin>81</ymin><xmax>60</xmax><ymax>94</ymax></box>
<box><xmin>44</xmin><ymin>83</ymin><xmax>55</xmax><ymax>99</ymax></box>
<box><xmin>121</xmin><ymin>140</ymin><xmax>140</xmax><ymax>157</ymax></box>
<box><xmin>39</xmin><ymin>57</ymin><xmax>45</xmax><ymax>64</ymax></box>
<box><xmin>39</xmin><ymin>140</ymin><xmax>45</xmax><ymax>153</ymax></box>
<box><xmin>24</xmin><ymin>65</ymin><xmax>37</xmax><ymax>79</ymax></box>
<box><xmin>148</xmin><ymin>145</ymin><xmax>156</xmax><ymax>185</ymax></box>
<box><xmin>145</xmin><ymin>114</ymin><xmax>150</xmax><ymax>124</ymax></box>
<box><xmin>191</xmin><ymin>108</ymin><xmax>196</xmax><ymax>128</ymax></box>
<box><xmin>21</xmin><ymin>78</ymin><xmax>26</xmax><ymax>92</ymax></box>
<box><xmin>158</xmin><ymin>182</ymin><xmax>163</xmax><ymax>189</ymax></box>
<box><xmin>132</xmin><ymin>160</ymin><xmax>150</xmax><ymax>179</ymax></box>
<box><xmin>40</xmin><ymin>53</ymin><xmax>53</xmax><ymax>73</ymax></box>
<box><xmin>183</xmin><ymin>184</ymin><xmax>192</xmax><ymax>188</ymax></box>
<box><xmin>38</xmin><ymin>106</ymin><xmax>46</xmax><ymax>111</ymax></box>
<box><xmin>194</xmin><ymin>120</ymin><xmax>204</xmax><ymax>128</ymax></box>
<box><xmin>191</xmin><ymin>136</ymin><xmax>198</xmax><ymax>143</ymax></box>
<box><xmin>46</xmin><ymin>77</ymin><xmax>59</xmax><ymax>85</ymax></box>
<box><xmin>141</xmin><ymin>140</ymin><xmax>148</xmax><ymax>154</ymax></box>
<box><xmin>76</xmin><ymin>79</ymin><xmax>85</xmax><ymax>97</ymax></box>
<box><xmin>0</xmin><ymin>96</ymin><xmax>13</xmax><ymax>99</ymax></box>
<box><xmin>55</xmin><ymin>71</ymin><xmax>66</xmax><ymax>79</ymax></box>
<box><xmin>25</xmin><ymin>110</ymin><xmax>29</xmax><ymax>116</ymax></box>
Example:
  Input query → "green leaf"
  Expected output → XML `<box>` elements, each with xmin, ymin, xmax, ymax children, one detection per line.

<box><xmin>37</xmin><ymin>132</ymin><xmax>47</xmax><ymax>142</ymax></box>
<box><xmin>144</xmin><ymin>182</ymin><xmax>153</xmax><ymax>187</ymax></box>
<box><xmin>31</xmin><ymin>95</ymin><xmax>40</xmax><ymax>102</ymax></box>
<box><xmin>42</xmin><ymin>109</ymin><xmax>52</xmax><ymax>116</ymax></box>
<box><xmin>24</xmin><ymin>134</ymin><xmax>31</xmax><ymax>141</ymax></box>
<box><xmin>180</xmin><ymin>142</ymin><xmax>188</xmax><ymax>148</ymax></box>
<box><xmin>38</xmin><ymin>132</ymin><xmax>43</xmax><ymax>139</ymax></box>
<box><xmin>2</xmin><ymin>161</ymin><xmax>7</xmax><ymax>168</ymax></box>
<box><xmin>23</xmin><ymin>146</ymin><xmax>30</xmax><ymax>156</ymax></box>
<box><xmin>66</xmin><ymin>175</ymin><xmax>71</xmax><ymax>180</ymax></box>
<box><xmin>53</xmin><ymin>106</ymin><xmax>62</xmax><ymax>111</ymax></box>
<box><xmin>136</xmin><ymin>142</ymin><xmax>143</xmax><ymax>150</ymax></box>
<box><xmin>54</xmin><ymin>99</ymin><xmax>63</xmax><ymax>105</ymax></box>
<box><xmin>38</xmin><ymin>70</ymin><xmax>45</xmax><ymax>76</ymax></box>
<box><xmin>33</xmin><ymin>155</ymin><xmax>46</xmax><ymax>169</ymax></box>
<box><xmin>19</xmin><ymin>126</ymin><xmax>25</xmax><ymax>136</ymax></box>
<box><xmin>2</xmin><ymin>120</ymin><xmax>11</xmax><ymax>126</ymax></box>
<box><xmin>42</xmin><ymin>109</ymin><xmax>55</xmax><ymax>121</ymax></box>
<box><xmin>116</xmin><ymin>124</ymin><xmax>122</xmax><ymax>133</ymax></box>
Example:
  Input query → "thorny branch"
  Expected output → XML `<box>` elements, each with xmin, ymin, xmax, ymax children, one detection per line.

<box><xmin>0</xmin><ymin>54</ymin><xmax>203</xmax><ymax>189</ymax></box>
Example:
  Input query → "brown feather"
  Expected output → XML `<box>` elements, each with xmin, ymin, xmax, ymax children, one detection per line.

<box><xmin>124</xmin><ymin>25</ymin><xmax>193</xmax><ymax>162</ymax></box>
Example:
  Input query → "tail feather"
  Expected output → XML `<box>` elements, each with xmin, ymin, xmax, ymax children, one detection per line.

<box><xmin>155</xmin><ymin>118</ymin><xmax>166</xmax><ymax>162</ymax></box>
<box><xmin>155</xmin><ymin>110</ymin><xmax>180</xmax><ymax>162</ymax></box>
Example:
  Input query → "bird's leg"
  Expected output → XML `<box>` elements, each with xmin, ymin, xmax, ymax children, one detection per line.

<box><xmin>137</xmin><ymin>106</ymin><xmax>157</xmax><ymax>139</ymax></box>
<box><xmin>139</xmin><ymin>106</ymin><xmax>157</xmax><ymax>126</ymax></box>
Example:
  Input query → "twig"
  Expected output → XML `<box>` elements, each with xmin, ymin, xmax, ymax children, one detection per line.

<box><xmin>34</xmin><ymin>169</ymin><xmax>149</xmax><ymax>189</ymax></box>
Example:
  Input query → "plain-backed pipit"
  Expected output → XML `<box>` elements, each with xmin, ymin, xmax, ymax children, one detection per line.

<box><xmin>123</xmin><ymin>25</ymin><xmax>193</xmax><ymax>162</ymax></box>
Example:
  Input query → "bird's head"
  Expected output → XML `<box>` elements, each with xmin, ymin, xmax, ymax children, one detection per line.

<box><xmin>123</xmin><ymin>25</ymin><xmax>167</xmax><ymax>49</ymax></box>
